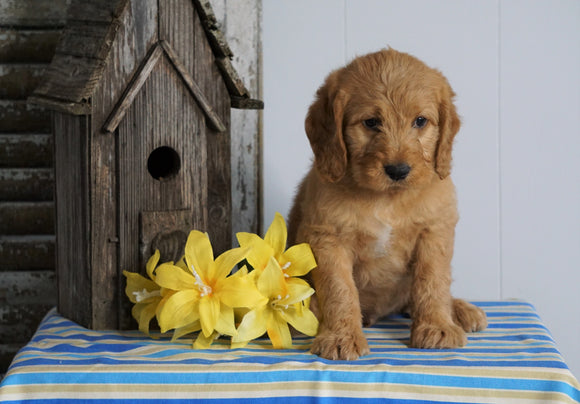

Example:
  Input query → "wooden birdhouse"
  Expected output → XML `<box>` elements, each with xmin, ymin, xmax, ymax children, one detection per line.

<box><xmin>29</xmin><ymin>0</ymin><xmax>262</xmax><ymax>330</ymax></box>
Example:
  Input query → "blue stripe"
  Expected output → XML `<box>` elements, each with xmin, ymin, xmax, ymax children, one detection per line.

<box><xmin>4</xmin><ymin>368</ymin><xmax>579</xmax><ymax>397</ymax></box>
<box><xmin>0</xmin><ymin>399</ymin><xmax>478</xmax><ymax>404</ymax></box>
<box><xmin>8</xmin><ymin>356</ymin><xmax>571</xmax><ymax>371</ymax></box>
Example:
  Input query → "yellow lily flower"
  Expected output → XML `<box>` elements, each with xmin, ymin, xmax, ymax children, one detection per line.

<box><xmin>123</xmin><ymin>250</ymin><xmax>162</xmax><ymax>336</ymax></box>
<box><xmin>233</xmin><ymin>257</ymin><xmax>318</xmax><ymax>349</ymax></box>
<box><xmin>237</xmin><ymin>212</ymin><xmax>317</xmax><ymax>278</ymax></box>
<box><xmin>155</xmin><ymin>231</ymin><xmax>266</xmax><ymax>343</ymax></box>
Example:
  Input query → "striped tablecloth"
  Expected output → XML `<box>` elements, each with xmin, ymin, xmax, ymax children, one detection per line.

<box><xmin>1</xmin><ymin>301</ymin><xmax>578</xmax><ymax>403</ymax></box>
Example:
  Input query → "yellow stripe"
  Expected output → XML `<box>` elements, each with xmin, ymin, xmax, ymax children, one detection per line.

<box><xmin>8</xmin><ymin>361</ymin><xmax>579</xmax><ymax>389</ymax></box>
<box><xmin>1</xmin><ymin>381</ymin><xmax>577</xmax><ymax>404</ymax></box>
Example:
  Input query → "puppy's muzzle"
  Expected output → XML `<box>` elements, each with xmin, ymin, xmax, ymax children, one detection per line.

<box><xmin>384</xmin><ymin>163</ymin><xmax>411</xmax><ymax>181</ymax></box>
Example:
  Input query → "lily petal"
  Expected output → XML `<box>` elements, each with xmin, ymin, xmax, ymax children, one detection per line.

<box><xmin>214</xmin><ymin>305</ymin><xmax>237</xmax><ymax>337</ymax></box>
<box><xmin>218</xmin><ymin>270</ymin><xmax>268</xmax><ymax>309</ymax></box>
<box><xmin>233</xmin><ymin>306</ymin><xmax>268</xmax><ymax>343</ymax></box>
<box><xmin>236</xmin><ymin>232</ymin><xmax>273</xmax><ymax>270</ymax></box>
<box><xmin>171</xmin><ymin>321</ymin><xmax>202</xmax><ymax>341</ymax></box>
<box><xmin>155</xmin><ymin>263</ymin><xmax>197</xmax><ymax>290</ymax></box>
<box><xmin>213</xmin><ymin>246</ymin><xmax>248</xmax><ymax>282</ymax></box>
<box><xmin>131</xmin><ymin>301</ymin><xmax>159</xmax><ymax>336</ymax></box>
<box><xmin>257</xmin><ymin>257</ymin><xmax>286</xmax><ymax>298</ymax></box>
<box><xmin>146</xmin><ymin>250</ymin><xmax>161</xmax><ymax>280</ymax></box>
<box><xmin>184</xmin><ymin>230</ymin><xmax>215</xmax><ymax>279</ymax></box>
<box><xmin>123</xmin><ymin>270</ymin><xmax>159</xmax><ymax>304</ymax></box>
<box><xmin>264</xmin><ymin>212</ymin><xmax>287</xmax><ymax>259</ymax></box>
<box><xmin>199</xmin><ymin>296</ymin><xmax>220</xmax><ymax>337</ymax></box>
<box><xmin>194</xmin><ymin>331</ymin><xmax>219</xmax><ymax>349</ymax></box>
<box><xmin>280</xmin><ymin>243</ymin><xmax>317</xmax><ymax>277</ymax></box>
<box><xmin>157</xmin><ymin>289</ymin><xmax>200</xmax><ymax>332</ymax></box>
<box><xmin>279</xmin><ymin>306</ymin><xmax>319</xmax><ymax>337</ymax></box>
<box><xmin>282</xmin><ymin>278</ymin><xmax>315</xmax><ymax>305</ymax></box>
<box><xmin>267</xmin><ymin>312</ymin><xmax>293</xmax><ymax>349</ymax></box>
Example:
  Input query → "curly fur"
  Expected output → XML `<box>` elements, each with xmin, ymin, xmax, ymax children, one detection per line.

<box><xmin>288</xmin><ymin>49</ymin><xmax>487</xmax><ymax>360</ymax></box>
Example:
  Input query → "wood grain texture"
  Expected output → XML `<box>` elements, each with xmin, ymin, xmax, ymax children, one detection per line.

<box><xmin>159</xmin><ymin>0</ymin><xmax>231</xmax><ymax>254</ymax></box>
<box><xmin>56</xmin><ymin>20</ymin><xmax>122</xmax><ymax>60</ymax></box>
<box><xmin>0</xmin><ymin>201</ymin><xmax>54</xmax><ymax>235</ymax></box>
<box><xmin>0</xmin><ymin>235</ymin><xmax>54</xmax><ymax>270</ymax></box>
<box><xmin>53</xmin><ymin>112</ymin><xmax>91</xmax><ymax>328</ymax></box>
<box><xmin>30</xmin><ymin>0</ymin><xmax>129</xmax><ymax>111</ymax></box>
<box><xmin>66</xmin><ymin>0</ymin><xmax>128</xmax><ymax>23</ymax></box>
<box><xmin>0</xmin><ymin>0</ymin><xmax>66</xmax><ymax>374</ymax></box>
<box><xmin>0</xmin><ymin>29</ymin><xmax>61</xmax><ymax>64</ymax></box>
<box><xmin>89</xmin><ymin>0</ymin><xmax>157</xmax><ymax>330</ymax></box>
<box><xmin>0</xmin><ymin>134</ymin><xmax>53</xmax><ymax>168</ymax></box>
<box><xmin>0</xmin><ymin>168</ymin><xmax>53</xmax><ymax>201</ymax></box>
<box><xmin>161</xmin><ymin>40</ymin><xmax>226</xmax><ymax>132</ymax></box>
<box><xmin>212</xmin><ymin>0</ymin><xmax>262</xmax><ymax>236</ymax></box>
<box><xmin>0</xmin><ymin>270</ymin><xmax>56</xmax><ymax>343</ymax></box>
<box><xmin>0</xmin><ymin>65</ymin><xmax>47</xmax><ymax>99</ymax></box>
<box><xmin>0</xmin><ymin>0</ymin><xmax>70</xmax><ymax>26</ymax></box>
<box><xmin>0</xmin><ymin>101</ymin><xmax>50</xmax><ymax>133</ymax></box>
<box><xmin>102</xmin><ymin>43</ymin><xmax>164</xmax><ymax>133</ymax></box>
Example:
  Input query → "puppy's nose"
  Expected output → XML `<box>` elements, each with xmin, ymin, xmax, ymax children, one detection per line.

<box><xmin>384</xmin><ymin>163</ymin><xmax>411</xmax><ymax>181</ymax></box>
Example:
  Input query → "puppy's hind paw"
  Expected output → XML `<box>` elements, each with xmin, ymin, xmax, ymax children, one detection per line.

<box><xmin>311</xmin><ymin>328</ymin><xmax>370</xmax><ymax>360</ymax></box>
<box><xmin>410</xmin><ymin>321</ymin><xmax>467</xmax><ymax>349</ymax></box>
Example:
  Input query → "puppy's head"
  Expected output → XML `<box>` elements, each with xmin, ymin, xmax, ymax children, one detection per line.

<box><xmin>305</xmin><ymin>49</ymin><xmax>460</xmax><ymax>191</ymax></box>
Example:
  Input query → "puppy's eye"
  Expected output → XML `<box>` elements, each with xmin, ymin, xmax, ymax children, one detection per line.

<box><xmin>363</xmin><ymin>118</ymin><xmax>381</xmax><ymax>130</ymax></box>
<box><xmin>413</xmin><ymin>116</ymin><xmax>428</xmax><ymax>129</ymax></box>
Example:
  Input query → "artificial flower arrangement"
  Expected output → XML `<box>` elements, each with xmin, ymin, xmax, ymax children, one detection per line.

<box><xmin>123</xmin><ymin>213</ymin><xmax>319</xmax><ymax>349</ymax></box>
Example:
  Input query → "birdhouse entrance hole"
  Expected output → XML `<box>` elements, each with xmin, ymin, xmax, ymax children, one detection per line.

<box><xmin>147</xmin><ymin>146</ymin><xmax>181</xmax><ymax>180</ymax></box>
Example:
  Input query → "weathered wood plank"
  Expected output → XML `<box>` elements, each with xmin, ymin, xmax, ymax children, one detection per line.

<box><xmin>0</xmin><ymin>235</ymin><xmax>55</xmax><ymax>270</ymax></box>
<box><xmin>66</xmin><ymin>0</ymin><xmax>128</xmax><ymax>24</ymax></box>
<box><xmin>0</xmin><ymin>168</ymin><xmax>53</xmax><ymax>201</ymax></box>
<box><xmin>231</xmin><ymin>96</ymin><xmax>264</xmax><ymax>110</ymax></box>
<box><xmin>0</xmin><ymin>0</ymin><xmax>70</xmax><ymax>27</ymax></box>
<box><xmin>87</xmin><ymin>0</ymin><xmax>158</xmax><ymax>330</ymax></box>
<box><xmin>195</xmin><ymin>8</ymin><xmax>232</xmax><ymax>254</ymax></box>
<box><xmin>0</xmin><ymin>101</ymin><xmax>50</xmax><ymax>133</ymax></box>
<box><xmin>52</xmin><ymin>113</ymin><xmax>92</xmax><ymax>329</ymax></box>
<box><xmin>159</xmin><ymin>0</ymin><xmax>231</xmax><ymax>253</ymax></box>
<box><xmin>0</xmin><ymin>29</ymin><xmax>61</xmax><ymax>63</ymax></box>
<box><xmin>161</xmin><ymin>40</ymin><xmax>226</xmax><ymax>132</ymax></box>
<box><xmin>192</xmin><ymin>0</ymin><xmax>233</xmax><ymax>59</ymax></box>
<box><xmin>0</xmin><ymin>0</ymin><xmax>64</xmax><ymax>375</ymax></box>
<box><xmin>215</xmin><ymin>56</ymin><xmax>248</xmax><ymax>98</ymax></box>
<box><xmin>0</xmin><ymin>134</ymin><xmax>53</xmax><ymax>168</ymax></box>
<box><xmin>0</xmin><ymin>65</ymin><xmax>47</xmax><ymax>99</ymax></box>
<box><xmin>56</xmin><ymin>20</ymin><xmax>121</xmax><ymax>60</ymax></box>
<box><xmin>0</xmin><ymin>271</ymin><xmax>56</xmax><ymax>370</ymax></box>
<box><xmin>102</xmin><ymin>43</ymin><xmax>163</xmax><ymax>133</ymax></box>
<box><xmin>212</xmin><ymin>0</ymin><xmax>262</xmax><ymax>236</ymax></box>
<box><xmin>0</xmin><ymin>202</ymin><xmax>54</xmax><ymax>235</ymax></box>
<box><xmin>32</xmin><ymin>53</ymin><xmax>107</xmax><ymax>104</ymax></box>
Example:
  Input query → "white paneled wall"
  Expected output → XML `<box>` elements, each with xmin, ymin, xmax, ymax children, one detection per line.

<box><xmin>263</xmin><ymin>0</ymin><xmax>580</xmax><ymax>377</ymax></box>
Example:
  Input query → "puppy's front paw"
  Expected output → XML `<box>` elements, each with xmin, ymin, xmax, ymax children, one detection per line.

<box><xmin>311</xmin><ymin>327</ymin><xmax>370</xmax><ymax>360</ymax></box>
<box><xmin>453</xmin><ymin>299</ymin><xmax>488</xmax><ymax>332</ymax></box>
<box><xmin>410</xmin><ymin>321</ymin><xmax>467</xmax><ymax>349</ymax></box>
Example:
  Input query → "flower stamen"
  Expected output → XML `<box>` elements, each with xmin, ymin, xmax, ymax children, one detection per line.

<box><xmin>133</xmin><ymin>288</ymin><xmax>161</xmax><ymax>303</ymax></box>
<box><xmin>191</xmin><ymin>265</ymin><xmax>213</xmax><ymax>297</ymax></box>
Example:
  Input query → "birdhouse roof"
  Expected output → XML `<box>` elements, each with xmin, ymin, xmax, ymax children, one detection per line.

<box><xmin>29</xmin><ymin>0</ymin><xmax>262</xmax><ymax>114</ymax></box>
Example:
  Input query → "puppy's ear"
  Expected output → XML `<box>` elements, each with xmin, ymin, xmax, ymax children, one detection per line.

<box><xmin>305</xmin><ymin>73</ymin><xmax>348</xmax><ymax>182</ymax></box>
<box><xmin>435</xmin><ymin>87</ymin><xmax>461</xmax><ymax>179</ymax></box>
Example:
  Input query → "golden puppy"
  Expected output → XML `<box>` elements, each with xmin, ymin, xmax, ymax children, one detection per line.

<box><xmin>288</xmin><ymin>49</ymin><xmax>487</xmax><ymax>360</ymax></box>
